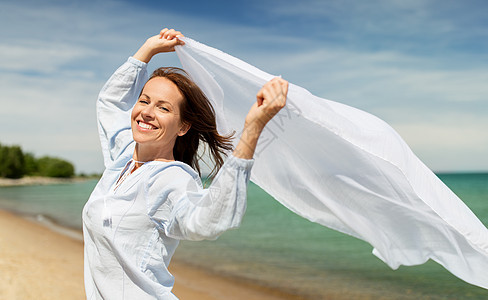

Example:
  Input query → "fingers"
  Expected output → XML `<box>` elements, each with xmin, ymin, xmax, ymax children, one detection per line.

<box><xmin>159</xmin><ymin>28</ymin><xmax>184</xmax><ymax>42</ymax></box>
<box><xmin>256</xmin><ymin>89</ymin><xmax>265</xmax><ymax>106</ymax></box>
<box><xmin>266</xmin><ymin>77</ymin><xmax>288</xmax><ymax>95</ymax></box>
<box><xmin>244</xmin><ymin>78</ymin><xmax>289</xmax><ymax>129</ymax></box>
<box><xmin>251</xmin><ymin>77</ymin><xmax>288</xmax><ymax>126</ymax></box>
<box><xmin>159</xmin><ymin>28</ymin><xmax>185</xmax><ymax>47</ymax></box>
<box><xmin>258</xmin><ymin>77</ymin><xmax>288</xmax><ymax>108</ymax></box>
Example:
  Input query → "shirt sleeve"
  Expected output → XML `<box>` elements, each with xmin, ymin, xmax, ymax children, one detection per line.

<box><xmin>147</xmin><ymin>155</ymin><xmax>254</xmax><ymax>241</ymax></box>
<box><xmin>97</xmin><ymin>57</ymin><xmax>148</xmax><ymax>168</ymax></box>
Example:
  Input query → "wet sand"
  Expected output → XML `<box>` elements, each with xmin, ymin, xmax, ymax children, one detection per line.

<box><xmin>0</xmin><ymin>176</ymin><xmax>90</xmax><ymax>187</ymax></box>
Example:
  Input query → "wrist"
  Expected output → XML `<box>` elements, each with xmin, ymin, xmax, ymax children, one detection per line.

<box><xmin>243</xmin><ymin>121</ymin><xmax>264</xmax><ymax>138</ymax></box>
<box><xmin>232</xmin><ymin>122</ymin><xmax>264</xmax><ymax>159</ymax></box>
<box><xmin>133</xmin><ymin>42</ymin><xmax>155</xmax><ymax>63</ymax></box>
<box><xmin>244</xmin><ymin>117</ymin><xmax>267</xmax><ymax>132</ymax></box>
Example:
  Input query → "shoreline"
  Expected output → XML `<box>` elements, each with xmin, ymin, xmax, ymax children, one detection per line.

<box><xmin>0</xmin><ymin>209</ymin><xmax>302</xmax><ymax>300</ymax></box>
<box><xmin>0</xmin><ymin>176</ymin><xmax>95</xmax><ymax>187</ymax></box>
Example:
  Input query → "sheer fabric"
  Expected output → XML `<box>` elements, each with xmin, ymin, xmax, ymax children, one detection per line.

<box><xmin>175</xmin><ymin>38</ymin><xmax>488</xmax><ymax>289</ymax></box>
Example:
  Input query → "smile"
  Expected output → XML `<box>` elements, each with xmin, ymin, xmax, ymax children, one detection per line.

<box><xmin>137</xmin><ymin>121</ymin><xmax>158</xmax><ymax>130</ymax></box>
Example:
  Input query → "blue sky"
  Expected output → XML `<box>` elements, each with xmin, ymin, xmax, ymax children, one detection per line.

<box><xmin>1</xmin><ymin>0</ymin><xmax>487</xmax><ymax>173</ymax></box>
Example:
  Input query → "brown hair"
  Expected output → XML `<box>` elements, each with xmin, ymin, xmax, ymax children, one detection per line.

<box><xmin>148</xmin><ymin>67</ymin><xmax>234</xmax><ymax>179</ymax></box>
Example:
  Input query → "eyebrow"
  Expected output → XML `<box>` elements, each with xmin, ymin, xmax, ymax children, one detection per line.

<box><xmin>140</xmin><ymin>94</ymin><xmax>174</xmax><ymax>107</ymax></box>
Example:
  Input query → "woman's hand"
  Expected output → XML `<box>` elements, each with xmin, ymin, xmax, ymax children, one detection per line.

<box><xmin>233</xmin><ymin>78</ymin><xmax>289</xmax><ymax>159</ymax></box>
<box><xmin>245</xmin><ymin>77</ymin><xmax>288</xmax><ymax>130</ymax></box>
<box><xmin>133</xmin><ymin>28</ymin><xmax>185</xmax><ymax>63</ymax></box>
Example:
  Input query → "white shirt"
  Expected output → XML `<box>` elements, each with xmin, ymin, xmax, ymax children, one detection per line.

<box><xmin>82</xmin><ymin>57</ymin><xmax>253</xmax><ymax>299</ymax></box>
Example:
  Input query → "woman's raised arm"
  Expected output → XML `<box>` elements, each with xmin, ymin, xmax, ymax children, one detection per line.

<box><xmin>133</xmin><ymin>28</ymin><xmax>185</xmax><ymax>63</ymax></box>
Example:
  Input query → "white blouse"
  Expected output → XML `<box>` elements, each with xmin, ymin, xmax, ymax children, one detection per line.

<box><xmin>82</xmin><ymin>57</ymin><xmax>253</xmax><ymax>299</ymax></box>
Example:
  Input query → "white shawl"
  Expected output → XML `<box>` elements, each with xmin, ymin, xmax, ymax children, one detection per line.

<box><xmin>175</xmin><ymin>37</ymin><xmax>488</xmax><ymax>289</ymax></box>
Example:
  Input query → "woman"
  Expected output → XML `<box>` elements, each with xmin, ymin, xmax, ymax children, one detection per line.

<box><xmin>82</xmin><ymin>28</ymin><xmax>288</xmax><ymax>299</ymax></box>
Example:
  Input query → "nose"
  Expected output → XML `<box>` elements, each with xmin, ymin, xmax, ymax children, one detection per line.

<box><xmin>141</xmin><ymin>104</ymin><xmax>155</xmax><ymax>119</ymax></box>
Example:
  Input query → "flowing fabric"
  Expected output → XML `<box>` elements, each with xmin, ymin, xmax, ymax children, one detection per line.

<box><xmin>175</xmin><ymin>38</ymin><xmax>488</xmax><ymax>289</ymax></box>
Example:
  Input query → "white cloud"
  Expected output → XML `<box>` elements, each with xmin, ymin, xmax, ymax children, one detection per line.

<box><xmin>0</xmin><ymin>71</ymin><xmax>103</xmax><ymax>173</ymax></box>
<box><xmin>0</xmin><ymin>42</ymin><xmax>98</xmax><ymax>75</ymax></box>
<box><xmin>249</xmin><ymin>46</ymin><xmax>488</xmax><ymax>105</ymax></box>
<box><xmin>394</xmin><ymin>119</ymin><xmax>488</xmax><ymax>172</ymax></box>
<box><xmin>0</xmin><ymin>0</ymin><xmax>486</xmax><ymax>173</ymax></box>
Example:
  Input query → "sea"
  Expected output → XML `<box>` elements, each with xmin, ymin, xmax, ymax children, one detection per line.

<box><xmin>0</xmin><ymin>173</ymin><xmax>487</xmax><ymax>299</ymax></box>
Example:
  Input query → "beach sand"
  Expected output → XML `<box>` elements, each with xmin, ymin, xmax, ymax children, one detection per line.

<box><xmin>0</xmin><ymin>176</ymin><xmax>91</xmax><ymax>187</ymax></box>
<box><xmin>0</xmin><ymin>209</ymin><xmax>300</xmax><ymax>300</ymax></box>
<box><xmin>0</xmin><ymin>209</ymin><xmax>85</xmax><ymax>300</ymax></box>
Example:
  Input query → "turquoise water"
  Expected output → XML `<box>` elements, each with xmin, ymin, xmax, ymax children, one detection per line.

<box><xmin>0</xmin><ymin>180</ymin><xmax>97</xmax><ymax>229</ymax></box>
<box><xmin>0</xmin><ymin>174</ymin><xmax>487</xmax><ymax>299</ymax></box>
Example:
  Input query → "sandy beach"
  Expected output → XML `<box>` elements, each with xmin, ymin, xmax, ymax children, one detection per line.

<box><xmin>0</xmin><ymin>209</ymin><xmax>301</xmax><ymax>300</ymax></box>
<box><xmin>0</xmin><ymin>176</ymin><xmax>91</xmax><ymax>187</ymax></box>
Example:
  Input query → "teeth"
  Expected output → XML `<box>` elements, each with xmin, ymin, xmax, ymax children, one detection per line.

<box><xmin>139</xmin><ymin>122</ymin><xmax>155</xmax><ymax>130</ymax></box>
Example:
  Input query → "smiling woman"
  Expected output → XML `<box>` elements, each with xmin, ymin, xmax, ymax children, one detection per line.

<box><xmin>82</xmin><ymin>28</ymin><xmax>288</xmax><ymax>300</ymax></box>
<box><xmin>132</xmin><ymin>66</ymin><xmax>236</xmax><ymax>179</ymax></box>
<box><xmin>131</xmin><ymin>76</ymin><xmax>193</xmax><ymax>163</ymax></box>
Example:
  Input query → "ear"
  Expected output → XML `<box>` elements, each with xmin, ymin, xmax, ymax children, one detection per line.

<box><xmin>178</xmin><ymin>122</ymin><xmax>191</xmax><ymax>136</ymax></box>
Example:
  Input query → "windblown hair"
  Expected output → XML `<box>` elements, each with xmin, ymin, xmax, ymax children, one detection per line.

<box><xmin>148</xmin><ymin>67</ymin><xmax>234</xmax><ymax>179</ymax></box>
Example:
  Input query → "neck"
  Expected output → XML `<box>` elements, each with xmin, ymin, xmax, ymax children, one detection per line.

<box><xmin>133</xmin><ymin>143</ymin><xmax>175</xmax><ymax>163</ymax></box>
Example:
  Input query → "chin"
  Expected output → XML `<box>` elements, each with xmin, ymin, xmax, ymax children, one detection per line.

<box><xmin>133</xmin><ymin>135</ymin><xmax>151</xmax><ymax>144</ymax></box>
<box><xmin>132</xmin><ymin>130</ymin><xmax>149</xmax><ymax>144</ymax></box>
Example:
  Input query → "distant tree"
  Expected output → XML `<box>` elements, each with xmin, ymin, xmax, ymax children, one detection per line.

<box><xmin>0</xmin><ymin>144</ymin><xmax>8</xmax><ymax>177</ymax></box>
<box><xmin>0</xmin><ymin>142</ymin><xmax>76</xmax><ymax>178</ymax></box>
<box><xmin>37</xmin><ymin>156</ymin><xmax>75</xmax><ymax>178</ymax></box>
<box><xmin>1</xmin><ymin>145</ymin><xmax>25</xmax><ymax>179</ymax></box>
<box><xmin>24</xmin><ymin>152</ymin><xmax>39</xmax><ymax>176</ymax></box>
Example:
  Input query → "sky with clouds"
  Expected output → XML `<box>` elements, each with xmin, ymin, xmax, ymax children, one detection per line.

<box><xmin>1</xmin><ymin>0</ymin><xmax>487</xmax><ymax>174</ymax></box>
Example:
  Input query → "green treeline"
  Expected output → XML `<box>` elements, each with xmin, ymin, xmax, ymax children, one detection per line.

<box><xmin>0</xmin><ymin>143</ymin><xmax>75</xmax><ymax>179</ymax></box>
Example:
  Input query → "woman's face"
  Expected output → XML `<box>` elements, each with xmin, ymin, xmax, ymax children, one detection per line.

<box><xmin>131</xmin><ymin>77</ymin><xmax>189</xmax><ymax>153</ymax></box>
